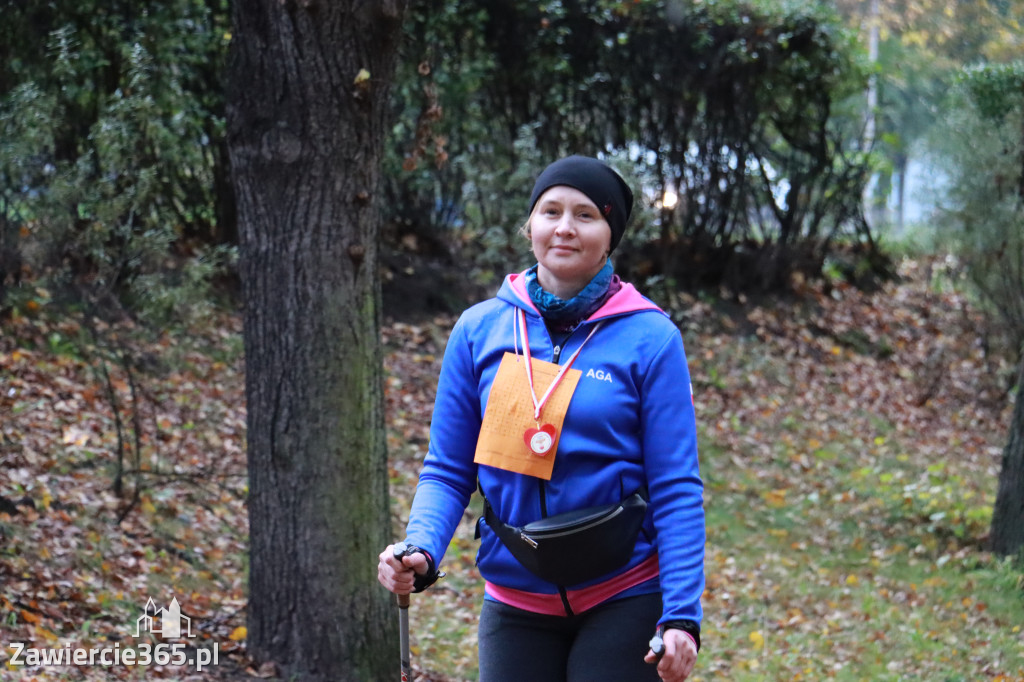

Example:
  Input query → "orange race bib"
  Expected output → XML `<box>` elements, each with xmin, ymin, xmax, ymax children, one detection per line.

<box><xmin>474</xmin><ymin>352</ymin><xmax>582</xmax><ymax>480</ymax></box>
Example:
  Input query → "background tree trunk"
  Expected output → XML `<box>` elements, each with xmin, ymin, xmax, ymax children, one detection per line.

<box><xmin>226</xmin><ymin>1</ymin><xmax>406</xmax><ymax>679</ymax></box>
<box><xmin>991</xmin><ymin>365</ymin><xmax>1024</xmax><ymax>558</ymax></box>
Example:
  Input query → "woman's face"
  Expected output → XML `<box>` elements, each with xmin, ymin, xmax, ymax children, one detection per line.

<box><xmin>529</xmin><ymin>186</ymin><xmax>612</xmax><ymax>299</ymax></box>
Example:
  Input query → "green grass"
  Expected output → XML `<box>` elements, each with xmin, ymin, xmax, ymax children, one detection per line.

<box><xmin>699</xmin><ymin>448</ymin><xmax>1024</xmax><ymax>681</ymax></box>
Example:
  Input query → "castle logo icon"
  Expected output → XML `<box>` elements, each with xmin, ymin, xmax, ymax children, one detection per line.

<box><xmin>134</xmin><ymin>597</ymin><xmax>194</xmax><ymax>638</ymax></box>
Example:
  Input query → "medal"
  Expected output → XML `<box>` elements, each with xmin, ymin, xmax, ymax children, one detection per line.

<box><xmin>524</xmin><ymin>423</ymin><xmax>557</xmax><ymax>456</ymax></box>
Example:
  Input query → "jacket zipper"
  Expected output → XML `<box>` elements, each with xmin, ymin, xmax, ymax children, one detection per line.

<box><xmin>539</xmin><ymin>320</ymin><xmax>575</xmax><ymax>615</ymax></box>
<box><xmin>537</xmin><ymin>478</ymin><xmax>573</xmax><ymax>614</ymax></box>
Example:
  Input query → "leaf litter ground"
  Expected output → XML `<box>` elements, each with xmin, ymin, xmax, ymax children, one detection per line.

<box><xmin>2</xmin><ymin>257</ymin><xmax>1023</xmax><ymax>681</ymax></box>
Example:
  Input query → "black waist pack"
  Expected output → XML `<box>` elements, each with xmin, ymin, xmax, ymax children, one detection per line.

<box><xmin>482</xmin><ymin>488</ymin><xmax>648</xmax><ymax>586</ymax></box>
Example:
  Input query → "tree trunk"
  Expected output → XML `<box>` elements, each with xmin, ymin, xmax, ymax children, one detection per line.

<box><xmin>226</xmin><ymin>1</ymin><xmax>406</xmax><ymax>679</ymax></box>
<box><xmin>894</xmin><ymin>153</ymin><xmax>907</xmax><ymax>234</ymax></box>
<box><xmin>991</xmin><ymin>365</ymin><xmax>1024</xmax><ymax>558</ymax></box>
<box><xmin>862</xmin><ymin>0</ymin><xmax>880</xmax><ymax>227</ymax></box>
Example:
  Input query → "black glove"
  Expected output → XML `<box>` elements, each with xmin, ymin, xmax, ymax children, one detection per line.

<box><xmin>661</xmin><ymin>619</ymin><xmax>701</xmax><ymax>652</ymax></box>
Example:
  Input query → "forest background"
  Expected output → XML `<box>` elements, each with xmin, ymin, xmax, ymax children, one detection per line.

<box><xmin>1</xmin><ymin>0</ymin><xmax>1024</xmax><ymax>680</ymax></box>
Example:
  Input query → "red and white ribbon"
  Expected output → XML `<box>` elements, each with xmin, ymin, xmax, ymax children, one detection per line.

<box><xmin>515</xmin><ymin>308</ymin><xmax>601</xmax><ymax>422</ymax></box>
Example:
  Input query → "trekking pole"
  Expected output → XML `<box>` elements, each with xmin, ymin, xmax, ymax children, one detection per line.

<box><xmin>649</xmin><ymin>625</ymin><xmax>665</xmax><ymax>660</ymax></box>
<box><xmin>392</xmin><ymin>542</ymin><xmax>414</xmax><ymax>682</ymax></box>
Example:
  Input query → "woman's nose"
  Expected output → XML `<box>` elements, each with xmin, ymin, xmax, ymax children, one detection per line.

<box><xmin>554</xmin><ymin>215</ymin><xmax>575</xmax><ymax>236</ymax></box>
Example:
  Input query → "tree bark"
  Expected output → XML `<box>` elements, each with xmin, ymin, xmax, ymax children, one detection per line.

<box><xmin>226</xmin><ymin>1</ymin><xmax>406</xmax><ymax>679</ymax></box>
<box><xmin>991</xmin><ymin>364</ymin><xmax>1024</xmax><ymax>558</ymax></box>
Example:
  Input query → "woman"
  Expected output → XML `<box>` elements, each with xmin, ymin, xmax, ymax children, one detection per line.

<box><xmin>378</xmin><ymin>156</ymin><xmax>705</xmax><ymax>682</ymax></box>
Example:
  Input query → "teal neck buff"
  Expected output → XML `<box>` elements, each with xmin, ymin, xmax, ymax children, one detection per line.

<box><xmin>526</xmin><ymin>260</ymin><xmax>614</xmax><ymax>325</ymax></box>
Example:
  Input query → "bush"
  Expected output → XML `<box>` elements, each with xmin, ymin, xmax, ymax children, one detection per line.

<box><xmin>388</xmin><ymin>0</ymin><xmax>876</xmax><ymax>293</ymax></box>
<box><xmin>932</xmin><ymin>61</ymin><xmax>1024</xmax><ymax>360</ymax></box>
<box><xmin>0</xmin><ymin>1</ymin><xmax>233</xmax><ymax>327</ymax></box>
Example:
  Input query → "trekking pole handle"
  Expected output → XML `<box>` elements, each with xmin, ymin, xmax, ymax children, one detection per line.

<box><xmin>649</xmin><ymin>625</ymin><xmax>665</xmax><ymax>659</ymax></box>
<box><xmin>393</xmin><ymin>542</ymin><xmax>413</xmax><ymax>608</ymax></box>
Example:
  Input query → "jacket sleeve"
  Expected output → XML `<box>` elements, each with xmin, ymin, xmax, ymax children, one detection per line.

<box><xmin>403</xmin><ymin>315</ymin><xmax>482</xmax><ymax>565</ymax></box>
<box><xmin>641</xmin><ymin>328</ymin><xmax>705</xmax><ymax>626</ymax></box>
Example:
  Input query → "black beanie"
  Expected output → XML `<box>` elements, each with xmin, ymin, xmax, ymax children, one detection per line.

<box><xmin>528</xmin><ymin>156</ymin><xmax>634</xmax><ymax>253</ymax></box>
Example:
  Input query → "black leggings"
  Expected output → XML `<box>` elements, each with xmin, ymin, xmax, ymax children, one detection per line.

<box><xmin>477</xmin><ymin>593</ymin><xmax>662</xmax><ymax>682</ymax></box>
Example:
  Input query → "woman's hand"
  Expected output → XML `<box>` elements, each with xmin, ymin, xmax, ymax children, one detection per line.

<box><xmin>377</xmin><ymin>544</ymin><xmax>429</xmax><ymax>595</ymax></box>
<box><xmin>644</xmin><ymin>628</ymin><xmax>698</xmax><ymax>681</ymax></box>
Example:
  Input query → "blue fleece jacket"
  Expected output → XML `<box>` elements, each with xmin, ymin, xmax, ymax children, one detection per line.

<box><xmin>404</xmin><ymin>271</ymin><xmax>705</xmax><ymax>626</ymax></box>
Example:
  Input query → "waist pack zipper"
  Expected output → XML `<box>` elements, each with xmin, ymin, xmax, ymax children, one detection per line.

<box><xmin>520</xmin><ymin>506</ymin><xmax>625</xmax><ymax>548</ymax></box>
